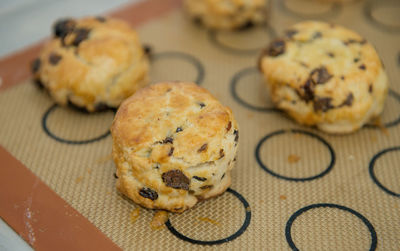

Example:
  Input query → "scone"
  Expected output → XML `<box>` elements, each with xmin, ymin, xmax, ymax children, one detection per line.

<box><xmin>259</xmin><ymin>21</ymin><xmax>389</xmax><ymax>134</ymax></box>
<box><xmin>183</xmin><ymin>0</ymin><xmax>268</xmax><ymax>30</ymax></box>
<box><xmin>31</xmin><ymin>16</ymin><xmax>149</xmax><ymax>112</ymax></box>
<box><xmin>111</xmin><ymin>82</ymin><xmax>239</xmax><ymax>212</ymax></box>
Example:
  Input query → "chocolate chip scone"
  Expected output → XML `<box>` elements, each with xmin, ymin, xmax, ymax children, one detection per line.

<box><xmin>111</xmin><ymin>82</ymin><xmax>239</xmax><ymax>212</ymax></box>
<box><xmin>183</xmin><ymin>0</ymin><xmax>268</xmax><ymax>30</ymax></box>
<box><xmin>259</xmin><ymin>21</ymin><xmax>389</xmax><ymax>134</ymax></box>
<box><xmin>31</xmin><ymin>16</ymin><xmax>149</xmax><ymax>112</ymax></box>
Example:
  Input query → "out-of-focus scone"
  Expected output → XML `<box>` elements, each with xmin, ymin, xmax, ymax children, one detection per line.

<box><xmin>111</xmin><ymin>82</ymin><xmax>239</xmax><ymax>212</ymax></box>
<box><xmin>259</xmin><ymin>21</ymin><xmax>388</xmax><ymax>134</ymax></box>
<box><xmin>31</xmin><ymin>16</ymin><xmax>149</xmax><ymax>112</ymax></box>
<box><xmin>183</xmin><ymin>0</ymin><xmax>268</xmax><ymax>30</ymax></box>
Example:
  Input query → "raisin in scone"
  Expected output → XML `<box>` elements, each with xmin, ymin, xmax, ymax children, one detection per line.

<box><xmin>259</xmin><ymin>21</ymin><xmax>389</xmax><ymax>134</ymax></box>
<box><xmin>31</xmin><ymin>16</ymin><xmax>149</xmax><ymax>112</ymax></box>
<box><xmin>111</xmin><ymin>82</ymin><xmax>239</xmax><ymax>212</ymax></box>
<box><xmin>183</xmin><ymin>0</ymin><xmax>268</xmax><ymax>30</ymax></box>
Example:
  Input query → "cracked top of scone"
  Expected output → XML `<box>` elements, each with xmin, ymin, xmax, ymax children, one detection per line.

<box><xmin>111</xmin><ymin>82</ymin><xmax>239</xmax><ymax>212</ymax></box>
<box><xmin>259</xmin><ymin>21</ymin><xmax>388</xmax><ymax>133</ymax></box>
<box><xmin>31</xmin><ymin>16</ymin><xmax>149</xmax><ymax>112</ymax></box>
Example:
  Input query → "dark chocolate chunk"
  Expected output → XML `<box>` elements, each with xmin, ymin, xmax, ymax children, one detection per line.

<box><xmin>266</xmin><ymin>39</ymin><xmax>286</xmax><ymax>57</ymax></box>
<box><xmin>285</xmin><ymin>29</ymin><xmax>298</xmax><ymax>39</ymax></box>
<box><xmin>354</xmin><ymin>58</ymin><xmax>360</xmax><ymax>63</ymax></box>
<box><xmin>327</xmin><ymin>52</ymin><xmax>335</xmax><ymax>58</ymax></box>
<box><xmin>359</xmin><ymin>64</ymin><xmax>366</xmax><ymax>70</ymax></box>
<box><xmin>176</xmin><ymin>127</ymin><xmax>183</xmax><ymax>133</ymax></box>
<box><xmin>193</xmin><ymin>176</ymin><xmax>207</xmax><ymax>181</ymax></box>
<box><xmin>95</xmin><ymin>16</ymin><xmax>106</xmax><ymax>22</ymax></box>
<box><xmin>219</xmin><ymin>149</ymin><xmax>225</xmax><ymax>159</ymax></box>
<box><xmin>189</xmin><ymin>190</ymin><xmax>195</xmax><ymax>194</ymax></box>
<box><xmin>139</xmin><ymin>187</ymin><xmax>158</xmax><ymax>200</ymax></box>
<box><xmin>31</xmin><ymin>58</ymin><xmax>41</xmax><ymax>73</ymax></box>
<box><xmin>310</xmin><ymin>67</ymin><xmax>332</xmax><ymax>85</ymax></box>
<box><xmin>162</xmin><ymin>170</ymin><xmax>190</xmax><ymax>190</ymax></box>
<box><xmin>49</xmin><ymin>53</ymin><xmax>62</xmax><ymax>65</ymax></box>
<box><xmin>226</xmin><ymin>121</ymin><xmax>232</xmax><ymax>132</ymax></box>
<box><xmin>198</xmin><ymin>143</ymin><xmax>208</xmax><ymax>153</ymax></box>
<box><xmin>53</xmin><ymin>18</ymin><xmax>76</xmax><ymax>39</ymax></box>
<box><xmin>233</xmin><ymin>130</ymin><xmax>239</xmax><ymax>142</ymax></box>
<box><xmin>313</xmin><ymin>97</ymin><xmax>333</xmax><ymax>112</ymax></box>
<box><xmin>221</xmin><ymin>173</ymin><xmax>226</xmax><ymax>180</ymax></box>
<box><xmin>113</xmin><ymin>173</ymin><xmax>118</xmax><ymax>179</ymax></box>
<box><xmin>369</xmin><ymin>84</ymin><xmax>373</xmax><ymax>93</ymax></box>
<box><xmin>163</xmin><ymin>137</ymin><xmax>173</xmax><ymax>144</ymax></box>
<box><xmin>339</xmin><ymin>93</ymin><xmax>354</xmax><ymax>107</ymax></box>
<box><xmin>198</xmin><ymin>102</ymin><xmax>206</xmax><ymax>108</ymax></box>
<box><xmin>312</xmin><ymin>31</ymin><xmax>322</xmax><ymax>40</ymax></box>
<box><xmin>71</xmin><ymin>28</ymin><xmax>90</xmax><ymax>46</ymax></box>
<box><xmin>300</xmin><ymin>79</ymin><xmax>315</xmax><ymax>102</ymax></box>
<box><xmin>168</xmin><ymin>147</ymin><xmax>174</xmax><ymax>156</ymax></box>
<box><xmin>200</xmin><ymin>185</ymin><xmax>213</xmax><ymax>190</ymax></box>
<box><xmin>340</xmin><ymin>75</ymin><xmax>345</xmax><ymax>80</ymax></box>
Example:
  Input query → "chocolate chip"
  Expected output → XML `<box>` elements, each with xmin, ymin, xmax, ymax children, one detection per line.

<box><xmin>314</xmin><ymin>97</ymin><xmax>333</xmax><ymax>112</ymax></box>
<box><xmin>354</xmin><ymin>58</ymin><xmax>360</xmax><ymax>63</ymax></box>
<box><xmin>369</xmin><ymin>84</ymin><xmax>373</xmax><ymax>93</ymax></box>
<box><xmin>221</xmin><ymin>173</ymin><xmax>226</xmax><ymax>180</ymax></box>
<box><xmin>359</xmin><ymin>64</ymin><xmax>366</xmax><ymax>70</ymax></box>
<box><xmin>237</xmin><ymin>21</ymin><xmax>254</xmax><ymax>31</ymax></box>
<box><xmin>53</xmin><ymin>19</ymin><xmax>76</xmax><ymax>39</ymax></box>
<box><xmin>189</xmin><ymin>190</ymin><xmax>195</xmax><ymax>194</ymax></box>
<box><xmin>339</xmin><ymin>93</ymin><xmax>354</xmax><ymax>107</ymax></box>
<box><xmin>266</xmin><ymin>39</ymin><xmax>286</xmax><ymax>57</ymax></box>
<box><xmin>344</xmin><ymin>39</ymin><xmax>366</xmax><ymax>46</ymax></box>
<box><xmin>233</xmin><ymin>130</ymin><xmax>239</xmax><ymax>143</ymax></box>
<box><xmin>168</xmin><ymin>147</ymin><xmax>174</xmax><ymax>156</ymax></box>
<box><xmin>198</xmin><ymin>143</ymin><xmax>208</xmax><ymax>153</ymax></box>
<box><xmin>340</xmin><ymin>76</ymin><xmax>345</xmax><ymax>80</ymax></box>
<box><xmin>193</xmin><ymin>16</ymin><xmax>202</xmax><ymax>25</ymax></box>
<box><xmin>219</xmin><ymin>149</ymin><xmax>225</xmax><ymax>159</ymax></box>
<box><xmin>200</xmin><ymin>185</ymin><xmax>213</xmax><ymax>190</ymax></box>
<box><xmin>71</xmin><ymin>28</ymin><xmax>90</xmax><ymax>46</ymax></box>
<box><xmin>193</xmin><ymin>176</ymin><xmax>207</xmax><ymax>181</ymax></box>
<box><xmin>176</xmin><ymin>127</ymin><xmax>183</xmax><ymax>133</ymax></box>
<box><xmin>310</xmin><ymin>67</ymin><xmax>332</xmax><ymax>85</ymax></box>
<box><xmin>327</xmin><ymin>52</ymin><xmax>335</xmax><ymax>58</ymax></box>
<box><xmin>300</xmin><ymin>79</ymin><xmax>315</xmax><ymax>102</ymax></box>
<box><xmin>198</xmin><ymin>102</ymin><xmax>206</xmax><ymax>108</ymax></box>
<box><xmin>49</xmin><ymin>53</ymin><xmax>62</xmax><ymax>65</ymax></box>
<box><xmin>143</xmin><ymin>45</ymin><xmax>152</xmax><ymax>55</ymax></box>
<box><xmin>226</xmin><ymin>121</ymin><xmax>232</xmax><ymax>132</ymax></box>
<box><xmin>163</xmin><ymin>137</ymin><xmax>173</xmax><ymax>144</ymax></box>
<box><xmin>285</xmin><ymin>29</ymin><xmax>298</xmax><ymax>39</ymax></box>
<box><xmin>31</xmin><ymin>58</ymin><xmax>41</xmax><ymax>73</ymax></box>
<box><xmin>162</xmin><ymin>170</ymin><xmax>190</xmax><ymax>190</ymax></box>
<box><xmin>139</xmin><ymin>187</ymin><xmax>158</xmax><ymax>200</ymax></box>
<box><xmin>312</xmin><ymin>31</ymin><xmax>322</xmax><ymax>40</ymax></box>
<box><xmin>113</xmin><ymin>173</ymin><xmax>118</xmax><ymax>179</ymax></box>
<box><xmin>95</xmin><ymin>16</ymin><xmax>106</xmax><ymax>22</ymax></box>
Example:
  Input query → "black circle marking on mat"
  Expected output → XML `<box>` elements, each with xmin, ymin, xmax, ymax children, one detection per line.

<box><xmin>230</xmin><ymin>67</ymin><xmax>280</xmax><ymax>112</ymax></box>
<box><xmin>364</xmin><ymin>0</ymin><xmax>400</xmax><ymax>32</ymax></box>
<box><xmin>285</xmin><ymin>203</ymin><xmax>378</xmax><ymax>251</ymax></box>
<box><xmin>165</xmin><ymin>188</ymin><xmax>251</xmax><ymax>245</ymax></box>
<box><xmin>151</xmin><ymin>51</ymin><xmax>205</xmax><ymax>85</ymax></box>
<box><xmin>365</xmin><ymin>89</ymin><xmax>400</xmax><ymax>129</ymax></box>
<box><xmin>42</xmin><ymin>104</ymin><xmax>111</xmax><ymax>144</ymax></box>
<box><xmin>369</xmin><ymin>146</ymin><xmax>400</xmax><ymax>197</ymax></box>
<box><xmin>208</xmin><ymin>24</ymin><xmax>277</xmax><ymax>55</ymax></box>
<box><xmin>255</xmin><ymin>129</ymin><xmax>335</xmax><ymax>181</ymax></box>
<box><xmin>280</xmin><ymin>0</ymin><xmax>341</xmax><ymax>19</ymax></box>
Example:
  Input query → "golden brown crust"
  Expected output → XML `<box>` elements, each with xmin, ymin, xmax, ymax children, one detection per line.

<box><xmin>259</xmin><ymin>21</ymin><xmax>389</xmax><ymax>133</ymax></box>
<box><xmin>32</xmin><ymin>16</ymin><xmax>149</xmax><ymax>112</ymax></box>
<box><xmin>111</xmin><ymin>82</ymin><xmax>239</xmax><ymax>212</ymax></box>
<box><xmin>183</xmin><ymin>0</ymin><xmax>268</xmax><ymax>30</ymax></box>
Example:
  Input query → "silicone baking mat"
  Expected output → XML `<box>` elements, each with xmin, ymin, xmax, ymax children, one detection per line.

<box><xmin>0</xmin><ymin>0</ymin><xmax>399</xmax><ymax>250</ymax></box>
